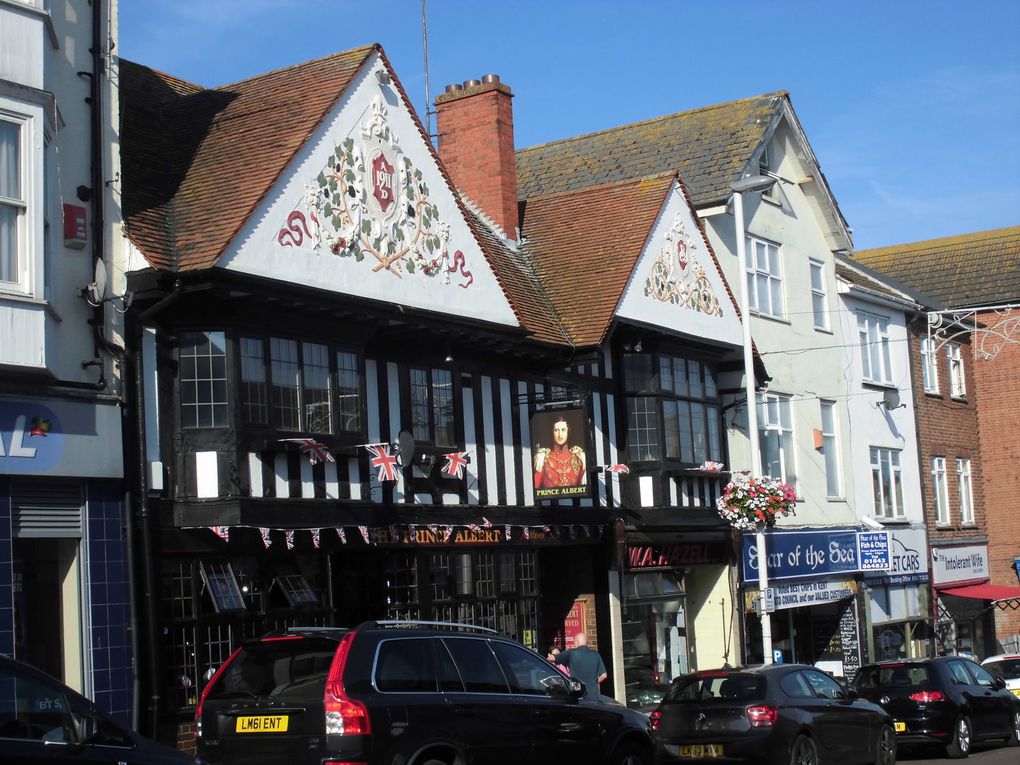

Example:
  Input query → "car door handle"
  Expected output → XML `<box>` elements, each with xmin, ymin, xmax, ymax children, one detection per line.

<box><xmin>453</xmin><ymin>707</ymin><xmax>477</xmax><ymax>716</ymax></box>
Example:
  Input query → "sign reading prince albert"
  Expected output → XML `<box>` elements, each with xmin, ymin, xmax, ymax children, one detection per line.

<box><xmin>531</xmin><ymin>408</ymin><xmax>590</xmax><ymax>500</ymax></box>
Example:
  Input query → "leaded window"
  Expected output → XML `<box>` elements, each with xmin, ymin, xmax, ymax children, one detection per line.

<box><xmin>180</xmin><ymin>331</ymin><xmax>228</xmax><ymax>428</ymax></box>
<box><xmin>410</xmin><ymin>367</ymin><xmax>455</xmax><ymax>445</ymax></box>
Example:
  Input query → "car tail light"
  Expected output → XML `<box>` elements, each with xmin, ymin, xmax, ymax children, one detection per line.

<box><xmin>649</xmin><ymin>709</ymin><xmax>662</xmax><ymax>731</ymax></box>
<box><xmin>746</xmin><ymin>704</ymin><xmax>778</xmax><ymax>728</ymax></box>
<box><xmin>324</xmin><ymin>632</ymin><xmax>370</xmax><ymax>736</ymax></box>
<box><xmin>194</xmin><ymin>646</ymin><xmax>243</xmax><ymax>739</ymax></box>
<box><xmin>909</xmin><ymin>690</ymin><xmax>945</xmax><ymax>703</ymax></box>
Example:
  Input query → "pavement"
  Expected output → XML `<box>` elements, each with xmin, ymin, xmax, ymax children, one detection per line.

<box><xmin>898</xmin><ymin>742</ymin><xmax>1018</xmax><ymax>763</ymax></box>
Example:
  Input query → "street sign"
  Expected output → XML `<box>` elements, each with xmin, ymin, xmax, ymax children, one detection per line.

<box><xmin>773</xmin><ymin>649</ymin><xmax>783</xmax><ymax>664</ymax></box>
<box><xmin>763</xmin><ymin>587</ymin><xmax>775</xmax><ymax>614</ymax></box>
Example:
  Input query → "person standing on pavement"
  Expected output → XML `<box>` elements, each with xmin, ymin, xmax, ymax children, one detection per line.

<box><xmin>556</xmin><ymin>632</ymin><xmax>607</xmax><ymax>699</ymax></box>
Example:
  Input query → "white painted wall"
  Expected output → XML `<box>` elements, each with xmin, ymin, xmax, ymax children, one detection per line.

<box><xmin>835</xmin><ymin>289</ymin><xmax>924</xmax><ymax>524</ymax></box>
<box><xmin>704</xmin><ymin>120</ymin><xmax>857</xmax><ymax>527</ymax></box>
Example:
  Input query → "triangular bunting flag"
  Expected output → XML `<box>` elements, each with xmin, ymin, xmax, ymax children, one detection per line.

<box><xmin>311</xmin><ymin>528</ymin><xmax>321</xmax><ymax>549</ymax></box>
<box><xmin>209</xmin><ymin>526</ymin><xmax>229</xmax><ymax>543</ymax></box>
<box><xmin>259</xmin><ymin>528</ymin><xmax>272</xmax><ymax>548</ymax></box>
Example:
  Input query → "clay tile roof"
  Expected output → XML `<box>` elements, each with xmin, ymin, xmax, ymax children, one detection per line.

<box><xmin>120</xmin><ymin>45</ymin><xmax>377</xmax><ymax>272</ymax></box>
<box><xmin>853</xmin><ymin>226</ymin><xmax>1020</xmax><ymax>309</ymax></box>
<box><xmin>519</xmin><ymin>173</ymin><xmax>675</xmax><ymax>346</ymax></box>
<box><xmin>465</xmin><ymin>212</ymin><xmax>568</xmax><ymax>346</ymax></box>
<box><xmin>516</xmin><ymin>92</ymin><xmax>785</xmax><ymax>206</ymax></box>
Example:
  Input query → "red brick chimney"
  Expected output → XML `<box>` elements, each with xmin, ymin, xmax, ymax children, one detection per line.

<box><xmin>435</xmin><ymin>74</ymin><xmax>519</xmax><ymax>241</ymax></box>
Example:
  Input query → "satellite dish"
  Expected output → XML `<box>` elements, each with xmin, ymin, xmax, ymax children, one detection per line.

<box><xmin>396</xmin><ymin>430</ymin><xmax>416</xmax><ymax>467</ymax></box>
<box><xmin>882</xmin><ymin>389</ymin><xmax>901</xmax><ymax>410</ymax></box>
<box><xmin>86</xmin><ymin>259</ymin><xmax>108</xmax><ymax>305</ymax></box>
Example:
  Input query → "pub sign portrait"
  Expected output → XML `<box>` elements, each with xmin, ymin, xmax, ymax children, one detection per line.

<box><xmin>531</xmin><ymin>407</ymin><xmax>590</xmax><ymax>500</ymax></box>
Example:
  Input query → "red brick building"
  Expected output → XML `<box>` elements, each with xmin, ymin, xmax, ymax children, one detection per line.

<box><xmin>857</xmin><ymin>227</ymin><xmax>1020</xmax><ymax>654</ymax></box>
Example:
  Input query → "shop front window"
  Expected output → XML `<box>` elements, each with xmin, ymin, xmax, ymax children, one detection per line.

<box><xmin>621</xmin><ymin>570</ymin><xmax>687</xmax><ymax>713</ymax></box>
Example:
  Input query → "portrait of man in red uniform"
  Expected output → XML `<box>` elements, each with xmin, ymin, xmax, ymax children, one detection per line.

<box><xmin>532</xmin><ymin>412</ymin><xmax>587</xmax><ymax>498</ymax></box>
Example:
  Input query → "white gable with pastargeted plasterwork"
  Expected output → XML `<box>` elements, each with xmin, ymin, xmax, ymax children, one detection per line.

<box><xmin>615</xmin><ymin>181</ymin><xmax>743</xmax><ymax>347</ymax></box>
<box><xmin>218</xmin><ymin>51</ymin><xmax>519</xmax><ymax>328</ymax></box>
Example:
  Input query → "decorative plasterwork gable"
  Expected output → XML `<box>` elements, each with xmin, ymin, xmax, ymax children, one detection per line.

<box><xmin>218</xmin><ymin>52</ymin><xmax>518</xmax><ymax>328</ymax></box>
<box><xmin>616</xmin><ymin>180</ymin><xmax>743</xmax><ymax>347</ymax></box>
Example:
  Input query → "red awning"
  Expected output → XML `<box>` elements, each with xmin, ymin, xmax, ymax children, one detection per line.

<box><xmin>941</xmin><ymin>583</ymin><xmax>1020</xmax><ymax>603</ymax></box>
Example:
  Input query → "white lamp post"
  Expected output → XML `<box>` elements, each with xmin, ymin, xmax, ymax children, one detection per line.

<box><xmin>730</xmin><ymin>174</ymin><xmax>778</xmax><ymax>665</ymax></box>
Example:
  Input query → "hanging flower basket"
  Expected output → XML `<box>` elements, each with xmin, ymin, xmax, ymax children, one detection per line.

<box><xmin>716</xmin><ymin>475</ymin><xmax>797</xmax><ymax>531</ymax></box>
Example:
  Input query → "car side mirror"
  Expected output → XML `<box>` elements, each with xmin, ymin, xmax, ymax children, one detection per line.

<box><xmin>569</xmin><ymin>678</ymin><xmax>585</xmax><ymax>699</ymax></box>
<box><xmin>992</xmin><ymin>676</ymin><xmax>1006</xmax><ymax>690</ymax></box>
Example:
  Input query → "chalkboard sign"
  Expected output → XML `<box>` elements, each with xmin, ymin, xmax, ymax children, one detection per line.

<box><xmin>839</xmin><ymin>600</ymin><xmax>862</xmax><ymax>682</ymax></box>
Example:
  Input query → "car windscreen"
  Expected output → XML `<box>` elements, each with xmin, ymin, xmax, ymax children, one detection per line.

<box><xmin>984</xmin><ymin>659</ymin><xmax>1020</xmax><ymax>679</ymax></box>
<box><xmin>205</xmin><ymin>638</ymin><xmax>339</xmax><ymax>700</ymax></box>
<box><xmin>664</xmin><ymin>673</ymin><xmax>765</xmax><ymax>703</ymax></box>
<box><xmin>855</xmin><ymin>664</ymin><xmax>930</xmax><ymax>690</ymax></box>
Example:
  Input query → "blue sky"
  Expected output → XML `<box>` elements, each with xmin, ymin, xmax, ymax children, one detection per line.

<box><xmin>119</xmin><ymin>0</ymin><xmax>1020</xmax><ymax>251</ymax></box>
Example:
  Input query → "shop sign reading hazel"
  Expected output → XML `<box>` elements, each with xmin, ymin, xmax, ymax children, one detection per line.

<box><xmin>627</xmin><ymin>542</ymin><xmax>726</xmax><ymax>569</ymax></box>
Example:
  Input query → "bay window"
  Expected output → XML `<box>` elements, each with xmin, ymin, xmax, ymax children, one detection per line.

<box><xmin>623</xmin><ymin>352</ymin><xmax>722</xmax><ymax>464</ymax></box>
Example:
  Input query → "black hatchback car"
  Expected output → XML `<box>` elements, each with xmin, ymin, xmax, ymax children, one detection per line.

<box><xmin>195</xmin><ymin>620</ymin><xmax>653</xmax><ymax>765</ymax></box>
<box><xmin>854</xmin><ymin>656</ymin><xmax>1020</xmax><ymax>758</ymax></box>
<box><xmin>651</xmin><ymin>664</ymin><xmax>894</xmax><ymax>765</ymax></box>
<box><xmin>0</xmin><ymin>654</ymin><xmax>202</xmax><ymax>764</ymax></box>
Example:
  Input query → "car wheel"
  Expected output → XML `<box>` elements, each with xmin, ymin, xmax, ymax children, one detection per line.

<box><xmin>945</xmin><ymin>715</ymin><xmax>971</xmax><ymax>759</ymax></box>
<box><xmin>1008</xmin><ymin>709</ymin><xmax>1020</xmax><ymax>747</ymax></box>
<box><xmin>874</xmin><ymin>724</ymin><xmax>896</xmax><ymax>765</ymax></box>
<box><xmin>788</xmin><ymin>735</ymin><xmax>818</xmax><ymax>765</ymax></box>
<box><xmin>610</xmin><ymin>742</ymin><xmax>650</xmax><ymax>765</ymax></box>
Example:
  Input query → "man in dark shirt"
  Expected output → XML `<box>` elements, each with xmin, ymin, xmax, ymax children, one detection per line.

<box><xmin>557</xmin><ymin>632</ymin><xmax>607</xmax><ymax>699</ymax></box>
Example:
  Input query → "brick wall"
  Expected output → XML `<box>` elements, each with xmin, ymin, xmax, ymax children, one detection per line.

<box><xmin>973</xmin><ymin>310</ymin><xmax>1020</xmax><ymax>645</ymax></box>
<box><xmin>909</xmin><ymin>321</ymin><xmax>986</xmax><ymax>542</ymax></box>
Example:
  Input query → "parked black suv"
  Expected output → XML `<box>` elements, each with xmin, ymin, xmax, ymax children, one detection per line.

<box><xmin>195</xmin><ymin>620</ymin><xmax>653</xmax><ymax>765</ymax></box>
<box><xmin>854</xmin><ymin>656</ymin><xmax>1020</xmax><ymax>758</ymax></box>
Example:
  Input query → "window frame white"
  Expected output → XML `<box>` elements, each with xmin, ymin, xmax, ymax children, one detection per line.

<box><xmin>931</xmin><ymin>456</ymin><xmax>950</xmax><ymax>525</ymax></box>
<box><xmin>819</xmin><ymin>399</ymin><xmax>841</xmax><ymax>497</ymax></box>
<box><xmin>745</xmin><ymin>235</ymin><xmax>784</xmax><ymax>319</ymax></box>
<box><xmin>920</xmin><ymin>337</ymin><xmax>940</xmax><ymax>394</ymax></box>
<box><xmin>870</xmin><ymin>446</ymin><xmax>905</xmax><ymax>520</ymax></box>
<box><xmin>0</xmin><ymin>99</ymin><xmax>43</xmax><ymax>298</ymax></box>
<box><xmin>809</xmin><ymin>259</ymin><xmax>829</xmax><ymax>330</ymax></box>
<box><xmin>857</xmin><ymin>311</ymin><xmax>893</xmax><ymax>385</ymax></box>
<box><xmin>947</xmin><ymin>343</ymin><xmax>966</xmax><ymax>398</ymax></box>
<box><xmin>956</xmin><ymin>458</ymin><xmax>974</xmax><ymax>525</ymax></box>
<box><xmin>758</xmin><ymin>391</ymin><xmax>795</xmax><ymax>487</ymax></box>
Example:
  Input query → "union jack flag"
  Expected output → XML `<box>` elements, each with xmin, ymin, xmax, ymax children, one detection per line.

<box><xmin>209</xmin><ymin>526</ymin><xmax>230</xmax><ymax>543</ymax></box>
<box><xmin>259</xmin><ymin>528</ymin><xmax>272</xmax><ymax>548</ymax></box>
<box><xmin>602</xmin><ymin>463</ymin><xmax>630</xmax><ymax>475</ymax></box>
<box><xmin>311</xmin><ymin>528</ymin><xmax>321</xmax><ymax>549</ymax></box>
<box><xmin>336</xmin><ymin>527</ymin><xmax>347</xmax><ymax>544</ymax></box>
<box><xmin>505</xmin><ymin>525</ymin><xmax>512</xmax><ymax>540</ymax></box>
<box><xmin>697</xmin><ymin>460</ymin><xmax>725</xmax><ymax>472</ymax></box>
<box><xmin>278</xmin><ymin>438</ymin><xmax>335</xmax><ymax>465</ymax></box>
<box><xmin>366</xmin><ymin>444</ymin><xmax>400</xmax><ymax>482</ymax></box>
<box><xmin>358</xmin><ymin>525</ymin><xmax>370</xmax><ymax>544</ymax></box>
<box><xmin>285</xmin><ymin>530</ymin><xmax>295</xmax><ymax>550</ymax></box>
<box><xmin>443</xmin><ymin>526</ymin><xmax>453</xmax><ymax>542</ymax></box>
<box><xmin>481</xmin><ymin>517</ymin><xmax>493</xmax><ymax>529</ymax></box>
<box><xmin>441</xmin><ymin>451</ymin><xmax>470</xmax><ymax>480</ymax></box>
<box><xmin>522</xmin><ymin>527</ymin><xmax>530</xmax><ymax>540</ymax></box>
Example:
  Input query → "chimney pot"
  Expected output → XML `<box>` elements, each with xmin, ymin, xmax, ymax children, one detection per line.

<box><xmin>444</xmin><ymin>83</ymin><xmax>463</xmax><ymax>94</ymax></box>
<box><xmin>463</xmin><ymin>79</ymin><xmax>482</xmax><ymax>88</ymax></box>
<box><xmin>481</xmin><ymin>73</ymin><xmax>500</xmax><ymax>84</ymax></box>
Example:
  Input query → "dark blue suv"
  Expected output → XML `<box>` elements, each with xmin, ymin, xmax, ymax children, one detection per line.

<box><xmin>195</xmin><ymin>620</ymin><xmax>653</xmax><ymax>765</ymax></box>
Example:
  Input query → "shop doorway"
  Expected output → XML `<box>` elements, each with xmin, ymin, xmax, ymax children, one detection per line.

<box><xmin>12</xmin><ymin>538</ymin><xmax>83</xmax><ymax>690</ymax></box>
<box><xmin>620</xmin><ymin>570</ymin><xmax>687</xmax><ymax>712</ymax></box>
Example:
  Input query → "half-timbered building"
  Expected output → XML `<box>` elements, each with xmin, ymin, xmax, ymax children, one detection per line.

<box><xmin>119</xmin><ymin>45</ymin><xmax>755</xmax><ymax>741</ymax></box>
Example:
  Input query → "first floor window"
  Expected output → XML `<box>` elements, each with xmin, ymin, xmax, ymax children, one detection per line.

<box><xmin>410</xmin><ymin>367</ymin><xmax>455</xmax><ymax>445</ymax></box>
<box><xmin>819</xmin><ymin>400</ymin><xmax>840</xmax><ymax>496</ymax></box>
<box><xmin>336</xmin><ymin>351</ymin><xmax>362</xmax><ymax>432</ymax></box>
<box><xmin>871</xmin><ymin>447</ymin><xmax>904</xmax><ymax>519</ymax></box>
<box><xmin>240</xmin><ymin>337</ymin><xmax>268</xmax><ymax>425</ymax></box>
<box><xmin>270</xmin><ymin>337</ymin><xmax>301</xmax><ymax>429</ymax></box>
<box><xmin>809</xmin><ymin>259</ymin><xmax>828</xmax><ymax>330</ymax></box>
<box><xmin>956</xmin><ymin>458</ymin><xmax>974</xmax><ymax>524</ymax></box>
<box><xmin>180</xmin><ymin>331</ymin><xmax>228</xmax><ymax>428</ymax></box>
<box><xmin>1</xmin><ymin>116</ymin><xmax>24</xmax><ymax>286</ymax></box>
<box><xmin>932</xmin><ymin>457</ymin><xmax>949</xmax><ymax>525</ymax></box>
<box><xmin>758</xmin><ymin>392</ymin><xmax>795</xmax><ymax>487</ymax></box>
<box><xmin>302</xmin><ymin>342</ymin><xmax>331</xmax><ymax>433</ymax></box>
